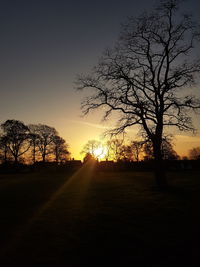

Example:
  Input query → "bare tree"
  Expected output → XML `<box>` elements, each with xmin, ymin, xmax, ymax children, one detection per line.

<box><xmin>143</xmin><ymin>138</ymin><xmax>179</xmax><ymax>160</ymax></box>
<box><xmin>189</xmin><ymin>147</ymin><xmax>200</xmax><ymax>160</ymax></box>
<box><xmin>118</xmin><ymin>145</ymin><xmax>134</xmax><ymax>162</ymax></box>
<box><xmin>81</xmin><ymin>140</ymin><xmax>102</xmax><ymax>159</ymax></box>
<box><xmin>130</xmin><ymin>141</ymin><xmax>144</xmax><ymax>162</ymax></box>
<box><xmin>161</xmin><ymin>140</ymin><xmax>179</xmax><ymax>160</ymax></box>
<box><xmin>1</xmin><ymin>120</ymin><xmax>30</xmax><ymax>164</ymax></box>
<box><xmin>52</xmin><ymin>135</ymin><xmax>70</xmax><ymax>163</ymax></box>
<box><xmin>29</xmin><ymin>124</ymin><xmax>57</xmax><ymax>162</ymax></box>
<box><xmin>106</xmin><ymin>139</ymin><xmax>124</xmax><ymax>161</ymax></box>
<box><xmin>76</xmin><ymin>0</ymin><xmax>200</xmax><ymax>187</ymax></box>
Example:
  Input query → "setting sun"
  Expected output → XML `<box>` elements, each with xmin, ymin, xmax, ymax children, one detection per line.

<box><xmin>93</xmin><ymin>146</ymin><xmax>108</xmax><ymax>160</ymax></box>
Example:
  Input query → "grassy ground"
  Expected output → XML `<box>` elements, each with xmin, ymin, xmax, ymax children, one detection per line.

<box><xmin>0</xmin><ymin>164</ymin><xmax>200</xmax><ymax>266</ymax></box>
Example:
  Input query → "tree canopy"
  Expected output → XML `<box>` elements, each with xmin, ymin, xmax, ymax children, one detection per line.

<box><xmin>1</xmin><ymin>120</ymin><xmax>30</xmax><ymax>163</ymax></box>
<box><xmin>0</xmin><ymin>120</ymin><xmax>70</xmax><ymax>164</ymax></box>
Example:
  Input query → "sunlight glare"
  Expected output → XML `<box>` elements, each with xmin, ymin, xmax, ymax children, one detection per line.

<box><xmin>93</xmin><ymin>146</ymin><xmax>108</xmax><ymax>160</ymax></box>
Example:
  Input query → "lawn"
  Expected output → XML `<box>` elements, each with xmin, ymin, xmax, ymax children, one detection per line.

<box><xmin>0</xmin><ymin>164</ymin><xmax>200</xmax><ymax>266</ymax></box>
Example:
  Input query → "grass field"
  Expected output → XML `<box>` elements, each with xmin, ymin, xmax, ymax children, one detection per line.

<box><xmin>0</xmin><ymin>163</ymin><xmax>200</xmax><ymax>266</ymax></box>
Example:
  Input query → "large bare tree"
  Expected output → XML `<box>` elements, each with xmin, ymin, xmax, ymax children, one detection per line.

<box><xmin>76</xmin><ymin>0</ymin><xmax>200</xmax><ymax>188</ymax></box>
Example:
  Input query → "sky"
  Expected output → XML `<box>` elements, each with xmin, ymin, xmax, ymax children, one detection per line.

<box><xmin>0</xmin><ymin>0</ymin><xmax>200</xmax><ymax>159</ymax></box>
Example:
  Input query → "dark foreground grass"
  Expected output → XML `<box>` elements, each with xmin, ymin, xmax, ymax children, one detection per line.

<box><xmin>0</xmin><ymin>166</ymin><xmax>200</xmax><ymax>266</ymax></box>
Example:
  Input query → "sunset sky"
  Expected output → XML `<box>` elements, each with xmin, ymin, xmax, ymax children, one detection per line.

<box><xmin>0</xmin><ymin>0</ymin><xmax>200</xmax><ymax>159</ymax></box>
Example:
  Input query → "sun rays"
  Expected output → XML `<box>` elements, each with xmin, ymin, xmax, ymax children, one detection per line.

<box><xmin>1</xmin><ymin>161</ymin><xmax>96</xmax><ymax>258</ymax></box>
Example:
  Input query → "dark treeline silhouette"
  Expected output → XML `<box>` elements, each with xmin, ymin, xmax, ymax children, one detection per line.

<box><xmin>81</xmin><ymin>137</ymin><xmax>180</xmax><ymax>163</ymax></box>
<box><xmin>81</xmin><ymin>138</ymin><xmax>200</xmax><ymax>173</ymax></box>
<box><xmin>96</xmin><ymin>159</ymin><xmax>200</xmax><ymax>172</ymax></box>
<box><xmin>0</xmin><ymin>119</ymin><xmax>199</xmax><ymax>175</ymax></box>
<box><xmin>0</xmin><ymin>119</ymin><xmax>70</xmax><ymax>166</ymax></box>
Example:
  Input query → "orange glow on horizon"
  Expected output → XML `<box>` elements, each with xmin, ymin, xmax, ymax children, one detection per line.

<box><xmin>59</xmin><ymin>119</ymin><xmax>200</xmax><ymax>160</ymax></box>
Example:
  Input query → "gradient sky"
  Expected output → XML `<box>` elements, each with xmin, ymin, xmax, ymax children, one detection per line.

<box><xmin>0</xmin><ymin>0</ymin><xmax>200</xmax><ymax>159</ymax></box>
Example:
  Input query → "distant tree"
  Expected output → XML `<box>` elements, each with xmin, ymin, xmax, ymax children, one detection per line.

<box><xmin>83</xmin><ymin>152</ymin><xmax>95</xmax><ymax>163</ymax></box>
<box><xmin>106</xmin><ymin>140</ymin><xmax>143</xmax><ymax>162</ymax></box>
<box><xmin>81</xmin><ymin>140</ymin><xmax>101</xmax><ymax>159</ymax></box>
<box><xmin>29</xmin><ymin>124</ymin><xmax>57</xmax><ymax>162</ymax></box>
<box><xmin>161</xmin><ymin>140</ymin><xmax>179</xmax><ymax>160</ymax></box>
<box><xmin>144</xmin><ymin>138</ymin><xmax>179</xmax><ymax>160</ymax></box>
<box><xmin>130</xmin><ymin>141</ymin><xmax>144</xmax><ymax>162</ymax></box>
<box><xmin>52</xmin><ymin>135</ymin><xmax>70</xmax><ymax>163</ymax></box>
<box><xmin>143</xmin><ymin>141</ymin><xmax>154</xmax><ymax>161</ymax></box>
<box><xmin>106</xmin><ymin>139</ymin><xmax>124</xmax><ymax>161</ymax></box>
<box><xmin>0</xmin><ymin>135</ymin><xmax>11</xmax><ymax>163</ymax></box>
<box><xmin>189</xmin><ymin>147</ymin><xmax>200</xmax><ymax>160</ymax></box>
<box><xmin>118</xmin><ymin>145</ymin><xmax>133</xmax><ymax>162</ymax></box>
<box><xmin>0</xmin><ymin>120</ymin><xmax>30</xmax><ymax>163</ymax></box>
<box><xmin>76</xmin><ymin>0</ymin><xmax>200</xmax><ymax>188</ymax></box>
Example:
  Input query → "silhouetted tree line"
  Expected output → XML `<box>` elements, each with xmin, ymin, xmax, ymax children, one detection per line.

<box><xmin>82</xmin><ymin>138</ymin><xmax>180</xmax><ymax>163</ymax></box>
<box><xmin>81</xmin><ymin>138</ymin><xmax>200</xmax><ymax>171</ymax></box>
<box><xmin>0</xmin><ymin>120</ymin><xmax>70</xmax><ymax>165</ymax></box>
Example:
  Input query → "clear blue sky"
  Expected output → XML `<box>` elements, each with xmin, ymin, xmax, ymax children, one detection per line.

<box><xmin>0</xmin><ymin>0</ymin><xmax>200</xmax><ymax>158</ymax></box>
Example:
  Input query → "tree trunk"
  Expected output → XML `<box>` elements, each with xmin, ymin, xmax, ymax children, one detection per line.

<box><xmin>32</xmin><ymin>146</ymin><xmax>36</xmax><ymax>164</ymax></box>
<box><xmin>4</xmin><ymin>147</ymin><xmax>7</xmax><ymax>163</ymax></box>
<box><xmin>42</xmin><ymin>149</ymin><xmax>46</xmax><ymax>162</ymax></box>
<box><xmin>55</xmin><ymin>147</ymin><xmax>59</xmax><ymax>164</ymax></box>
<box><xmin>14</xmin><ymin>154</ymin><xmax>18</xmax><ymax>164</ymax></box>
<box><xmin>42</xmin><ymin>154</ymin><xmax>46</xmax><ymax>162</ymax></box>
<box><xmin>153</xmin><ymin>141</ymin><xmax>167</xmax><ymax>189</ymax></box>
